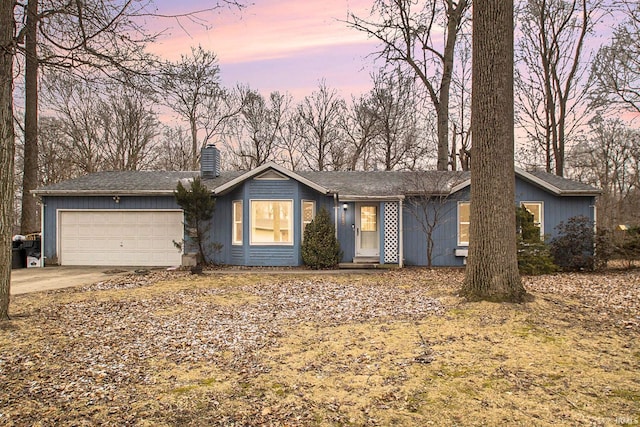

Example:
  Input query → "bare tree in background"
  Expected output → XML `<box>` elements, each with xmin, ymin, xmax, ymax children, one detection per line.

<box><xmin>155</xmin><ymin>126</ymin><xmax>193</xmax><ymax>171</ymax></box>
<box><xmin>43</xmin><ymin>73</ymin><xmax>160</xmax><ymax>173</ymax></box>
<box><xmin>42</xmin><ymin>74</ymin><xmax>106</xmax><ymax>174</ymax></box>
<box><xmin>276</xmin><ymin>113</ymin><xmax>304</xmax><ymax>171</ymax></box>
<box><xmin>370</xmin><ymin>69</ymin><xmax>431</xmax><ymax>170</ymax></box>
<box><xmin>590</xmin><ymin>1</ymin><xmax>640</xmax><ymax>115</ymax></box>
<box><xmin>297</xmin><ymin>80</ymin><xmax>346</xmax><ymax>171</ymax></box>
<box><xmin>349</xmin><ymin>0</ymin><xmax>470</xmax><ymax>171</ymax></box>
<box><xmin>101</xmin><ymin>81</ymin><xmax>160</xmax><ymax>170</ymax></box>
<box><xmin>461</xmin><ymin>0</ymin><xmax>525</xmax><ymax>302</ymax></box>
<box><xmin>515</xmin><ymin>0</ymin><xmax>602</xmax><ymax>176</ymax></box>
<box><xmin>1</xmin><ymin>0</ymin><xmax>16</xmax><ymax>319</ymax></box>
<box><xmin>159</xmin><ymin>45</ymin><xmax>222</xmax><ymax>170</ymax></box>
<box><xmin>225</xmin><ymin>90</ymin><xmax>290</xmax><ymax>170</ymax></box>
<box><xmin>570</xmin><ymin>117</ymin><xmax>640</xmax><ymax>229</ymax></box>
<box><xmin>341</xmin><ymin>92</ymin><xmax>379</xmax><ymax>171</ymax></box>
<box><xmin>38</xmin><ymin>116</ymin><xmax>78</xmax><ymax>184</ymax></box>
<box><xmin>449</xmin><ymin>34</ymin><xmax>472</xmax><ymax>171</ymax></box>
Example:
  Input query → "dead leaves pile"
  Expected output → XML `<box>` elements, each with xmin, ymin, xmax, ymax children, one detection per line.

<box><xmin>0</xmin><ymin>272</ymin><xmax>443</xmax><ymax>426</ymax></box>
<box><xmin>523</xmin><ymin>270</ymin><xmax>640</xmax><ymax>331</ymax></box>
<box><xmin>0</xmin><ymin>267</ymin><xmax>638</xmax><ymax>426</ymax></box>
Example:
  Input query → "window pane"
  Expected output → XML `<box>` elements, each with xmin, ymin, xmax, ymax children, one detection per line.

<box><xmin>302</xmin><ymin>200</ymin><xmax>315</xmax><ymax>240</ymax></box>
<box><xmin>523</xmin><ymin>203</ymin><xmax>541</xmax><ymax>225</ymax></box>
<box><xmin>232</xmin><ymin>201</ymin><xmax>242</xmax><ymax>244</ymax></box>
<box><xmin>459</xmin><ymin>202</ymin><xmax>470</xmax><ymax>245</ymax></box>
<box><xmin>459</xmin><ymin>224</ymin><xmax>470</xmax><ymax>244</ymax></box>
<box><xmin>361</xmin><ymin>206</ymin><xmax>377</xmax><ymax>232</ymax></box>
<box><xmin>251</xmin><ymin>200</ymin><xmax>293</xmax><ymax>244</ymax></box>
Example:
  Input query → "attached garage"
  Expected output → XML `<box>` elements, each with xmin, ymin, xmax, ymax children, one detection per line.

<box><xmin>58</xmin><ymin>210</ymin><xmax>184</xmax><ymax>266</ymax></box>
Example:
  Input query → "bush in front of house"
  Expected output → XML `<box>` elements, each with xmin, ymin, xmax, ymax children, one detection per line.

<box><xmin>302</xmin><ymin>207</ymin><xmax>342</xmax><ymax>269</ymax></box>
<box><xmin>516</xmin><ymin>206</ymin><xmax>557</xmax><ymax>275</ymax></box>
<box><xmin>550</xmin><ymin>215</ymin><xmax>595</xmax><ymax>271</ymax></box>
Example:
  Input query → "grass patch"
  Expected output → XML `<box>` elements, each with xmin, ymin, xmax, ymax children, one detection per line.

<box><xmin>1</xmin><ymin>269</ymin><xmax>639</xmax><ymax>426</ymax></box>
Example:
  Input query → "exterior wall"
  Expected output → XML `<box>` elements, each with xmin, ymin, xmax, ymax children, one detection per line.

<box><xmin>402</xmin><ymin>179</ymin><xmax>597</xmax><ymax>267</ymax></box>
<box><xmin>209</xmin><ymin>178</ymin><xmax>335</xmax><ymax>266</ymax></box>
<box><xmin>41</xmin><ymin>195</ymin><xmax>181</xmax><ymax>264</ymax></box>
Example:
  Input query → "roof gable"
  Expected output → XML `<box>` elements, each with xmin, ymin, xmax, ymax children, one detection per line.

<box><xmin>212</xmin><ymin>162</ymin><xmax>330</xmax><ymax>195</ymax></box>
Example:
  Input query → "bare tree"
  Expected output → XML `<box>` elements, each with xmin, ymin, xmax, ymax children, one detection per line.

<box><xmin>43</xmin><ymin>74</ymin><xmax>107</xmax><ymax>173</ymax></box>
<box><xmin>297</xmin><ymin>80</ymin><xmax>346</xmax><ymax>171</ymax></box>
<box><xmin>515</xmin><ymin>0</ymin><xmax>602</xmax><ymax>176</ymax></box>
<box><xmin>340</xmin><ymin>92</ymin><xmax>379</xmax><ymax>171</ymax></box>
<box><xmin>590</xmin><ymin>1</ymin><xmax>640</xmax><ymax>115</ymax></box>
<box><xmin>570</xmin><ymin>117</ymin><xmax>640</xmax><ymax>229</ymax></box>
<box><xmin>154</xmin><ymin>125</ymin><xmax>192</xmax><ymax>171</ymax></box>
<box><xmin>449</xmin><ymin>34</ymin><xmax>472</xmax><ymax>171</ymax></box>
<box><xmin>225</xmin><ymin>90</ymin><xmax>290</xmax><ymax>170</ymax></box>
<box><xmin>349</xmin><ymin>0</ymin><xmax>470</xmax><ymax>171</ymax></box>
<box><xmin>38</xmin><ymin>116</ymin><xmax>78</xmax><ymax>184</ymax></box>
<box><xmin>275</xmin><ymin>113</ymin><xmax>304</xmax><ymax>171</ymax></box>
<box><xmin>1</xmin><ymin>0</ymin><xmax>16</xmax><ymax>319</ymax></box>
<box><xmin>159</xmin><ymin>45</ymin><xmax>222</xmax><ymax>170</ymax></box>
<box><xmin>370</xmin><ymin>69</ymin><xmax>431</xmax><ymax>170</ymax></box>
<box><xmin>461</xmin><ymin>0</ymin><xmax>525</xmax><ymax>302</ymax></box>
<box><xmin>101</xmin><ymin>82</ymin><xmax>160</xmax><ymax>170</ymax></box>
<box><xmin>404</xmin><ymin>172</ymin><xmax>464</xmax><ymax>267</ymax></box>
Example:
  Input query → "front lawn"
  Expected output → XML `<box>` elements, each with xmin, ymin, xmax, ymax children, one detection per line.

<box><xmin>1</xmin><ymin>269</ymin><xmax>638</xmax><ymax>426</ymax></box>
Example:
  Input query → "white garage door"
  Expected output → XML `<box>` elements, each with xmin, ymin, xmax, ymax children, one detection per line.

<box><xmin>59</xmin><ymin>210</ymin><xmax>184</xmax><ymax>266</ymax></box>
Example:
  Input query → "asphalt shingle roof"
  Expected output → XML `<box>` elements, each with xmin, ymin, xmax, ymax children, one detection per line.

<box><xmin>33</xmin><ymin>166</ymin><xmax>599</xmax><ymax>197</ymax></box>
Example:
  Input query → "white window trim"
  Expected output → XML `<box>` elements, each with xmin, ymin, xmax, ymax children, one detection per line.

<box><xmin>458</xmin><ymin>201</ymin><xmax>470</xmax><ymax>247</ymax></box>
<box><xmin>301</xmin><ymin>200</ymin><xmax>316</xmax><ymax>242</ymax></box>
<box><xmin>521</xmin><ymin>201</ymin><xmax>544</xmax><ymax>237</ymax></box>
<box><xmin>232</xmin><ymin>200</ymin><xmax>243</xmax><ymax>245</ymax></box>
<box><xmin>250</xmin><ymin>199</ymin><xmax>294</xmax><ymax>246</ymax></box>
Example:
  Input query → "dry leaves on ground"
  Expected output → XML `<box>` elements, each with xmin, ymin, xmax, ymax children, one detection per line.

<box><xmin>0</xmin><ymin>267</ymin><xmax>638</xmax><ymax>426</ymax></box>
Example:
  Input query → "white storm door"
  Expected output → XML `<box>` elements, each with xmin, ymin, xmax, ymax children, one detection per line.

<box><xmin>355</xmin><ymin>203</ymin><xmax>380</xmax><ymax>258</ymax></box>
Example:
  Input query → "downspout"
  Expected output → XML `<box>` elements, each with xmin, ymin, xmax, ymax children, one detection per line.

<box><xmin>39</xmin><ymin>200</ymin><xmax>45</xmax><ymax>267</ymax></box>
<box><xmin>399</xmin><ymin>198</ymin><xmax>404</xmax><ymax>268</ymax></box>
<box><xmin>333</xmin><ymin>193</ymin><xmax>339</xmax><ymax>239</ymax></box>
<box><xmin>592</xmin><ymin>202</ymin><xmax>597</xmax><ymax>259</ymax></box>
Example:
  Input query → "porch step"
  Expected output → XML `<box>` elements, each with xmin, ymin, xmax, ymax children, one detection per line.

<box><xmin>338</xmin><ymin>262</ymin><xmax>400</xmax><ymax>270</ymax></box>
<box><xmin>353</xmin><ymin>256</ymin><xmax>380</xmax><ymax>264</ymax></box>
<box><xmin>339</xmin><ymin>262</ymin><xmax>379</xmax><ymax>269</ymax></box>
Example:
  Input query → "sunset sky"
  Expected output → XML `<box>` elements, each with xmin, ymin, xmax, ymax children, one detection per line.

<box><xmin>150</xmin><ymin>0</ymin><xmax>380</xmax><ymax>99</ymax></box>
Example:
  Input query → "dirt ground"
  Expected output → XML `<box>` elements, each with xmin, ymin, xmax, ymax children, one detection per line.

<box><xmin>0</xmin><ymin>268</ymin><xmax>638</xmax><ymax>426</ymax></box>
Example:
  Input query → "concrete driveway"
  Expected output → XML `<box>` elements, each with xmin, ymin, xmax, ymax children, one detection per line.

<box><xmin>10</xmin><ymin>267</ymin><xmax>133</xmax><ymax>295</ymax></box>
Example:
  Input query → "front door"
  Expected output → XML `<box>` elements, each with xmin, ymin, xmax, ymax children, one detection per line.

<box><xmin>356</xmin><ymin>203</ymin><xmax>380</xmax><ymax>258</ymax></box>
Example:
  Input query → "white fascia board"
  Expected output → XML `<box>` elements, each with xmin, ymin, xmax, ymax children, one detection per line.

<box><xmin>338</xmin><ymin>195</ymin><xmax>406</xmax><ymax>201</ymax></box>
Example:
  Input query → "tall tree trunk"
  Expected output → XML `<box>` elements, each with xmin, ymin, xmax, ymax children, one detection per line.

<box><xmin>21</xmin><ymin>0</ymin><xmax>38</xmax><ymax>234</ymax></box>
<box><xmin>1</xmin><ymin>0</ymin><xmax>16</xmax><ymax>320</ymax></box>
<box><xmin>461</xmin><ymin>0</ymin><xmax>525</xmax><ymax>302</ymax></box>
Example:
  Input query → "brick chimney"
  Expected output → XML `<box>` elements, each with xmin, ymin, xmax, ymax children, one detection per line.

<box><xmin>200</xmin><ymin>144</ymin><xmax>220</xmax><ymax>178</ymax></box>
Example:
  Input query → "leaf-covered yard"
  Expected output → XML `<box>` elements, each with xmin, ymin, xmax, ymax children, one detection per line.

<box><xmin>1</xmin><ymin>268</ymin><xmax>638</xmax><ymax>426</ymax></box>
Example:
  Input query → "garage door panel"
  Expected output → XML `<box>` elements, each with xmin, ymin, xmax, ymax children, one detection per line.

<box><xmin>59</xmin><ymin>211</ymin><xmax>184</xmax><ymax>266</ymax></box>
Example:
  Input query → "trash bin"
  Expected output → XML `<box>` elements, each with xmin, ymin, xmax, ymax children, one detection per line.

<box><xmin>12</xmin><ymin>246</ymin><xmax>25</xmax><ymax>269</ymax></box>
<box><xmin>23</xmin><ymin>238</ymin><xmax>42</xmax><ymax>268</ymax></box>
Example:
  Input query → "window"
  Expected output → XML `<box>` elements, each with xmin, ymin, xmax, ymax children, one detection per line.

<box><xmin>360</xmin><ymin>206</ymin><xmax>378</xmax><ymax>232</ymax></box>
<box><xmin>250</xmin><ymin>200</ymin><xmax>293</xmax><ymax>245</ymax></box>
<box><xmin>301</xmin><ymin>200</ymin><xmax>316</xmax><ymax>240</ymax></box>
<box><xmin>232</xmin><ymin>201</ymin><xmax>243</xmax><ymax>245</ymax></box>
<box><xmin>522</xmin><ymin>202</ymin><xmax>544</xmax><ymax>236</ymax></box>
<box><xmin>458</xmin><ymin>202</ymin><xmax>470</xmax><ymax>246</ymax></box>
